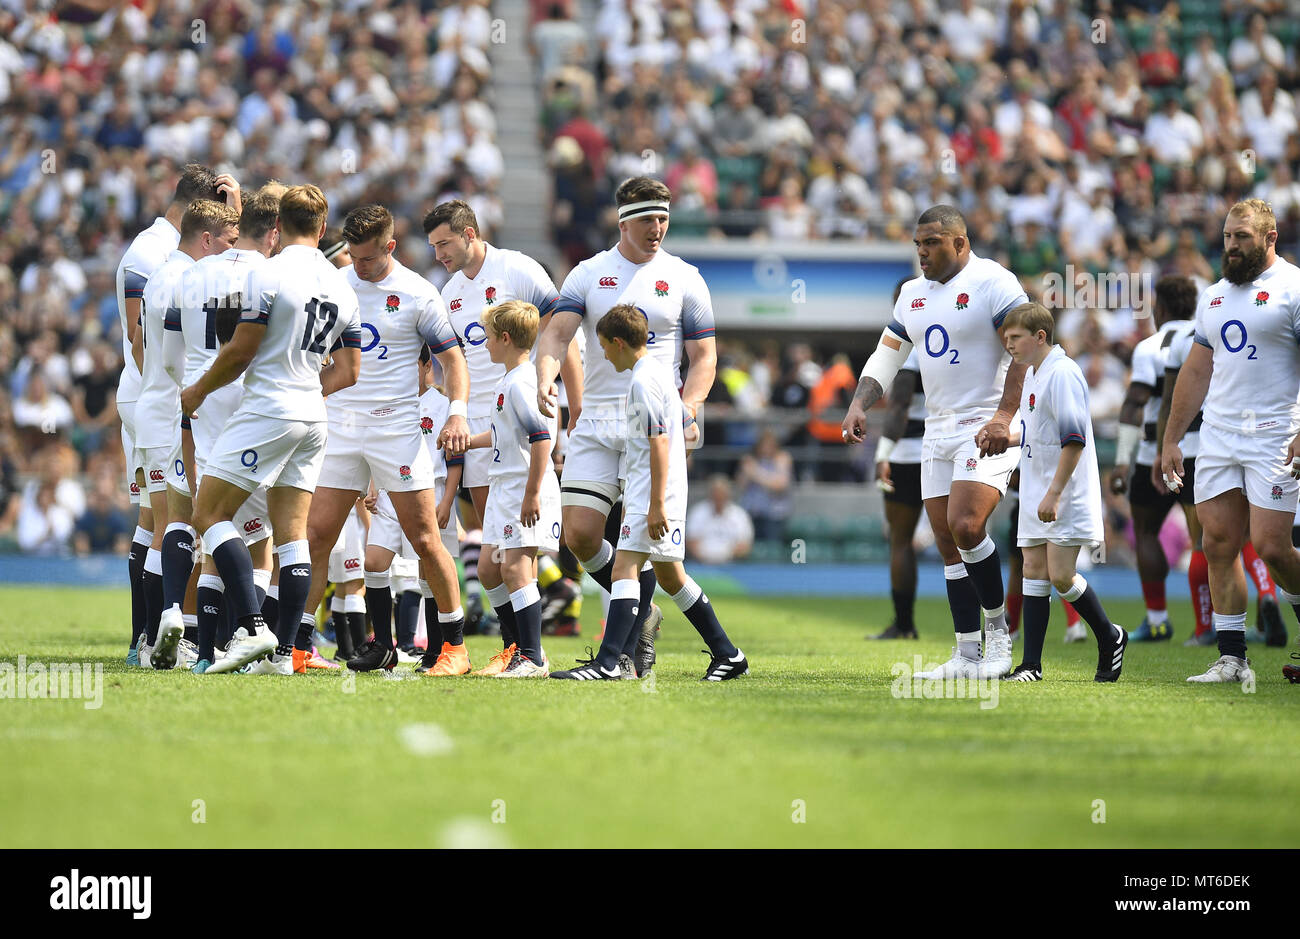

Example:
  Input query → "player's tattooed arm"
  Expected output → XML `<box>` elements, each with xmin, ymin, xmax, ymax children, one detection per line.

<box><xmin>977</xmin><ymin>360</ymin><xmax>1027</xmax><ymax>456</ymax></box>
<box><xmin>841</xmin><ymin>376</ymin><xmax>883</xmax><ymax>444</ymax></box>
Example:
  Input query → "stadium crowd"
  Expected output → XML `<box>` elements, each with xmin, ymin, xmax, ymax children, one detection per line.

<box><xmin>1</xmin><ymin>0</ymin><xmax>1299</xmax><ymax>568</ymax></box>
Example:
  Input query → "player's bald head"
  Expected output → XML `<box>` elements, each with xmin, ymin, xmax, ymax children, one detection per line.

<box><xmin>916</xmin><ymin>204</ymin><xmax>968</xmax><ymax>236</ymax></box>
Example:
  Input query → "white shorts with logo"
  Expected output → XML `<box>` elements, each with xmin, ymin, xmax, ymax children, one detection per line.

<box><xmin>232</xmin><ymin>486</ymin><xmax>272</xmax><ymax>546</ymax></box>
<box><xmin>483</xmin><ymin>471</ymin><xmax>561</xmax><ymax>551</ymax></box>
<box><xmin>118</xmin><ymin>398</ymin><xmax>144</xmax><ymax>503</ymax></box>
<box><xmin>367</xmin><ymin>483</ymin><xmax>459</xmax><ymax>560</ymax></box>
<box><xmin>190</xmin><ymin>382</ymin><xmax>243</xmax><ymax>470</ymax></box>
<box><xmin>1195</xmin><ymin>422</ymin><xmax>1300</xmax><ymax>512</ymax></box>
<box><xmin>618</xmin><ymin>513</ymin><xmax>686</xmax><ymax>561</ymax></box>
<box><xmin>139</xmin><ymin>434</ymin><xmax>186</xmax><ymax>496</ymax></box>
<box><xmin>921</xmin><ymin>431</ymin><xmax>1020</xmax><ymax>501</ymax></box>
<box><xmin>560</xmin><ymin>417</ymin><xmax>624</xmax><ymax>513</ymax></box>
<box><xmin>328</xmin><ymin>509</ymin><xmax>367</xmax><ymax>582</ymax></box>
<box><xmin>462</xmin><ymin>414</ymin><xmax>495</xmax><ymax>488</ymax></box>
<box><xmin>203</xmin><ymin>413</ymin><xmax>327</xmax><ymax>494</ymax></box>
<box><xmin>318</xmin><ymin>413</ymin><xmax>436</xmax><ymax>493</ymax></box>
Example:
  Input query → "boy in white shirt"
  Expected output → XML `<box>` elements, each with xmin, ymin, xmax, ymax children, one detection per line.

<box><xmin>550</xmin><ymin>304</ymin><xmax>747</xmax><ymax>681</ymax></box>
<box><xmin>465</xmin><ymin>300</ymin><xmax>561</xmax><ymax>677</ymax></box>
<box><xmin>1003</xmin><ymin>302</ymin><xmax>1127</xmax><ymax>682</ymax></box>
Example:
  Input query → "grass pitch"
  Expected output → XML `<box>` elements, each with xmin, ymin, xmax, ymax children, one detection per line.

<box><xmin>2</xmin><ymin>585</ymin><xmax>1298</xmax><ymax>848</ymax></box>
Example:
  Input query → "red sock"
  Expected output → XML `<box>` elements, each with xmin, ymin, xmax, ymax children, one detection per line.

<box><xmin>1140</xmin><ymin>579</ymin><xmax>1167</xmax><ymax>613</ymax></box>
<box><xmin>1189</xmin><ymin>549</ymin><xmax>1213</xmax><ymax>636</ymax></box>
<box><xmin>1241</xmin><ymin>542</ymin><xmax>1277</xmax><ymax>600</ymax></box>
<box><xmin>1006</xmin><ymin>591</ymin><xmax>1023</xmax><ymax>633</ymax></box>
<box><xmin>1061</xmin><ymin>598</ymin><xmax>1080</xmax><ymax>626</ymax></box>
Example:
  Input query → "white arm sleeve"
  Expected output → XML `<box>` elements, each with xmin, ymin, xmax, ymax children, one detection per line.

<box><xmin>861</xmin><ymin>330</ymin><xmax>914</xmax><ymax>390</ymax></box>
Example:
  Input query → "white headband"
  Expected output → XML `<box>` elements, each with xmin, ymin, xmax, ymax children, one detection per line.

<box><xmin>618</xmin><ymin>200</ymin><xmax>671</xmax><ymax>221</ymax></box>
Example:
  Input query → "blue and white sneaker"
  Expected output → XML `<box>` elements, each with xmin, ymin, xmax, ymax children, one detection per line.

<box><xmin>1128</xmin><ymin>615</ymin><xmax>1173</xmax><ymax>642</ymax></box>
<box><xmin>191</xmin><ymin>658</ymin><xmax>214</xmax><ymax>674</ymax></box>
<box><xmin>702</xmin><ymin>648</ymin><xmax>748</xmax><ymax>682</ymax></box>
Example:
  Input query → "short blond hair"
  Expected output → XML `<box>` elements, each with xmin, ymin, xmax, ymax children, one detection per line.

<box><xmin>482</xmin><ymin>300</ymin><xmax>539</xmax><ymax>349</ymax></box>
<box><xmin>279</xmin><ymin>184</ymin><xmax>329</xmax><ymax>238</ymax></box>
<box><xmin>1227</xmin><ymin>198</ymin><xmax>1277</xmax><ymax>238</ymax></box>
<box><xmin>180</xmin><ymin>198</ymin><xmax>239</xmax><ymax>241</ymax></box>
<box><xmin>1002</xmin><ymin>301</ymin><xmax>1055</xmax><ymax>343</ymax></box>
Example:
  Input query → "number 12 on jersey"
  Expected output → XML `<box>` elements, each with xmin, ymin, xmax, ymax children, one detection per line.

<box><xmin>301</xmin><ymin>297</ymin><xmax>339</xmax><ymax>353</ymax></box>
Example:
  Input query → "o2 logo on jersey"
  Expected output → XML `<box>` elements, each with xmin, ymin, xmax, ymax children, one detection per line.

<box><xmin>599</xmin><ymin>276</ymin><xmax>618</xmax><ymax>288</ymax></box>
<box><xmin>671</xmin><ymin>528</ymin><xmax>682</xmax><ymax>545</ymax></box>
<box><xmin>241</xmin><ymin>449</ymin><xmax>259</xmax><ymax>473</ymax></box>
<box><xmin>924</xmin><ymin>324</ymin><xmax>959</xmax><ymax>364</ymax></box>
<box><xmin>634</xmin><ymin>306</ymin><xmax>656</xmax><ymax>345</ymax></box>
<box><xmin>174</xmin><ymin>459</ymin><xmax>185</xmax><ymax>478</ymax></box>
<box><xmin>463</xmin><ymin>321</ymin><xmax>487</xmax><ymax>346</ymax></box>
<box><xmin>1220</xmin><ymin>320</ymin><xmax>1258</xmax><ymax>360</ymax></box>
<box><xmin>359</xmin><ymin>323</ymin><xmax>390</xmax><ymax>360</ymax></box>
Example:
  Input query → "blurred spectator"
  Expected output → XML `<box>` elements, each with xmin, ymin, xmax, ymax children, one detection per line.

<box><xmin>73</xmin><ymin>466</ymin><xmax>132</xmax><ymax>555</ymax></box>
<box><xmin>13</xmin><ymin>373</ymin><xmax>74</xmax><ymax>454</ymax></box>
<box><xmin>16</xmin><ymin>450</ymin><xmax>82</xmax><ymax>556</ymax></box>
<box><xmin>807</xmin><ymin>354</ymin><xmax>860</xmax><ymax>481</ymax></box>
<box><xmin>735</xmin><ymin>430</ymin><xmax>793</xmax><ymax>543</ymax></box>
<box><xmin>686</xmin><ymin>475</ymin><xmax>753</xmax><ymax>564</ymax></box>
<box><xmin>69</xmin><ymin>342</ymin><xmax>119</xmax><ymax>457</ymax></box>
<box><xmin>1227</xmin><ymin>12</ymin><xmax>1286</xmax><ymax>85</ymax></box>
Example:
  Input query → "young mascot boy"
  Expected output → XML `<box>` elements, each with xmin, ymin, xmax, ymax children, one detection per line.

<box><xmin>1003</xmin><ymin>302</ymin><xmax>1128</xmax><ymax>682</ymax></box>
<box><xmin>550</xmin><ymin>303</ymin><xmax>748</xmax><ymax>681</ymax></box>
<box><xmin>466</xmin><ymin>300</ymin><xmax>561</xmax><ymax>677</ymax></box>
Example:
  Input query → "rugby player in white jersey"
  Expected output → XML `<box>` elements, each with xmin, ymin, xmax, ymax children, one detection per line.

<box><xmin>184</xmin><ymin>184</ymin><xmax>362</xmax><ymax>675</ymax></box>
<box><xmin>134</xmin><ymin>199</ymin><xmax>239</xmax><ymax>669</ymax></box>
<box><xmin>163</xmin><ymin>184</ymin><xmax>284</xmax><ymax>673</ymax></box>
<box><xmin>1161</xmin><ymin>199</ymin><xmax>1300</xmax><ymax>684</ymax></box>
<box><xmin>842</xmin><ymin>205</ymin><xmax>1028</xmax><ymax>679</ymax></box>
<box><xmin>534</xmin><ymin>177</ymin><xmax>718</xmax><ymax>677</ymax></box>
<box><xmin>116</xmin><ymin>163</ymin><xmax>237</xmax><ymax>664</ymax></box>
<box><xmin>300</xmin><ymin>204</ymin><xmax>472</xmax><ymax>675</ymax></box>
<box><xmin>425</xmin><ymin>198</ymin><xmax>580</xmax><ymax>672</ymax></box>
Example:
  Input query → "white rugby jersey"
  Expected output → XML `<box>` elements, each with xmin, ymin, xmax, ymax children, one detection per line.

<box><xmin>169</xmin><ymin>248</ymin><xmax>267</xmax><ymax>452</ymax></box>
<box><xmin>135</xmin><ymin>250</ymin><xmax>193</xmax><ymax>449</ymax></box>
<box><xmin>1018</xmin><ymin>345</ymin><xmax>1102</xmax><ymax>538</ymax></box>
<box><xmin>1193</xmin><ymin>257</ymin><xmax>1300</xmax><ymax>437</ymax></box>
<box><xmin>441</xmin><ymin>243</ymin><xmax>560</xmax><ymax>418</ymax></box>
<box><xmin>892</xmin><ymin>349</ymin><xmax>928</xmax><ymax>464</ymax></box>
<box><xmin>327</xmin><ymin>260</ymin><xmax>458</xmax><ymax>422</ymax></box>
<box><xmin>489</xmin><ymin>362</ymin><xmax>553</xmax><ymax>485</ymax></box>
<box><xmin>419</xmin><ymin>385</ymin><xmax>460</xmax><ymax>484</ymax></box>
<box><xmin>623</xmin><ymin>355</ymin><xmax>688</xmax><ymax>521</ymax></box>
<box><xmin>239</xmin><ymin>244</ymin><xmax>362</xmax><ymax>423</ymax></box>
<box><xmin>555</xmin><ymin>245</ymin><xmax>715</xmax><ymax>420</ymax></box>
<box><xmin>885</xmin><ymin>254</ymin><xmax>1027</xmax><ymax>437</ymax></box>
<box><xmin>116</xmin><ymin>217</ymin><xmax>180</xmax><ymax>404</ymax></box>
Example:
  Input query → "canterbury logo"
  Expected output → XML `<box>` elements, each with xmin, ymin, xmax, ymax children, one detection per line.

<box><xmin>149</xmin><ymin>470</ymin><xmax>165</xmax><ymax>482</ymax></box>
<box><xmin>130</xmin><ymin>483</ymin><xmax>140</xmax><ymax>494</ymax></box>
<box><xmin>243</xmin><ymin>519</ymin><xmax>262</xmax><ymax>533</ymax></box>
<box><xmin>910</xmin><ymin>298</ymin><xmax>925</xmax><ymax>310</ymax></box>
<box><xmin>289</xmin><ymin>569</ymin><xmax>310</xmax><ymax>577</ymax></box>
<box><xmin>449</xmin><ymin>298</ymin><xmax>462</xmax><ymax>311</ymax></box>
<box><xmin>177</xmin><ymin>542</ymin><xmax>192</xmax><ymax>551</ymax></box>
<box><xmin>202</xmin><ymin>605</ymin><xmax>219</xmax><ymax>615</ymax></box>
<box><xmin>599</xmin><ymin>276</ymin><xmax>618</xmax><ymax>288</ymax></box>
<box><xmin>343</xmin><ymin>559</ymin><xmax>360</xmax><ymax>571</ymax></box>
<box><xmin>1210</xmin><ymin>297</ymin><xmax>1222</xmax><ymax>307</ymax></box>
